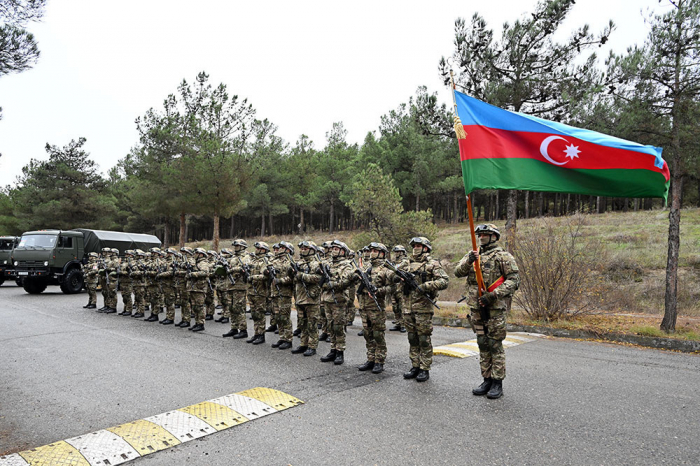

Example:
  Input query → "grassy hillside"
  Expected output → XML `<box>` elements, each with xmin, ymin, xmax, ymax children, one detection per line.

<box><xmin>190</xmin><ymin>208</ymin><xmax>700</xmax><ymax>319</ymax></box>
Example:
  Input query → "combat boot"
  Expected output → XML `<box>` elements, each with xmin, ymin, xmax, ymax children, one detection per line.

<box><xmin>358</xmin><ymin>361</ymin><xmax>375</xmax><ymax>371</ymax></box>
<box><xmin>303</xmin><ymin>348</ymin><xmax>316</xmax><ymax>357</ymax></box>
<box><xmin>104</xmin><ymin>308</ymin><xmax>117</xmax><ymax>314</ymax></box>
<box><xmin>320</xmin><ymin>350</ymin><xmax>337</xmax><ymax>362</ymax></box>
<box><xmin>246</xmin><ymin>334</ymin><xmax>258</xmax><ymax>343</ymax></box>
<box><xmin>486</xmin><ymin>380</ymin><xmax>503</xmax><ymax>399</ymax></box>
<box><xmin>214</xmin><ymin>316</ymin><xmax>225</xmax><ymax>322</ymax></box>
<box><xmin>416</xmin><ymin>370</ymin><xmax>430</xmax><ymax>382</ymax></box>
<box><xmin>371</xmin><ymin>363</ymin><xmax>384</xmax><ymax>374</ymax></box>
<box><xmin>205</xmin><ymin>315</ymin><xmax>213</xmax><ymax>321</ymax></box>
<box><xmin>252</xmin><ymin>334</ymin><xmax>266</xmax><ymax>345</ymax></box>
<box><xmin>132</xmin><ymin>312</ymin><xmax>144</xmax><ymax>318</ymax></box>
<box><xmin>472</xmin><ymin>378</ymin><xmax>493</xmax><ymax>396</ymax></box>
<box><xmin>223</xmin><ymin>329</ymin><xmax>238</xmax><ymax>338</ymax></box>
<box><xmin>220</xmin><ymin>317</ymin><xmax>229</xmax><ymax>324</ymax></box>
<box><xmin>319</xmin><ymin>332</ymin><xmax>328</xmax><ymax>341</ymax></box>
<box><xmin>333</xmin><ymin>351</ymin><xmax>344</xmax><ymax>365</ymax></box>
<box><xmin>389</xmin><ymin>324</ymin><xmax>402</xmax><ymax>332</ymax></box>
<box><xmin>271</xmin><ymin>340</ymin><xmax>282</xmax><ymax>348</ymax></box>
<box><xmin>161</xmin><ymin>319</ymin><xmax>174</xmax><ymax>325</ymax></box>
<box><xmin>278</xmin><ymin>341</ymin><xmax>292</xmax><ymax>350</ymax></box>
<box><xmin>357</xmin><ymin>330</ymin><xmax>364</xmax><ymax>336</ymax></box>
<box><xmin>403</xmin><ymin>367</ymin><xmax>420</xmax><ymax>379</ymax></box>
<box><xmin>191</xmin><ymin>323</ymin><xmax>205</xmax><ymax>332</ymax></box>
<box><xmin>176</xmin><ymin>320</ymin><xmax>189</xmax><ymax>327</ymax></box>
<box><xmin>233</xmin><ymin>329</ymin><xmax>248</xmax><ymax>339</ymax></box>
<box><xmin>266</xmin><ymin>324</ymin><xmax>277</xmax><ymax>333</ymax></box>
<box><xmin>293</xmin><ymin>328</ymin><xmax>301</xmax><ymax>337</ymax></box>
<box><xmin>291</xmin><ymin>345</ymin><xmax>308</xmax><ymax>354</ymax></box>
<box><xmin>145</xmin><ymin>314</ymin><xmax>158</xmax><ymax>322</ymax></box>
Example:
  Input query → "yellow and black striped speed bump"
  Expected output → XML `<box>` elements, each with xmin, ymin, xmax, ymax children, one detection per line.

<box><xmin>434</xmin><ymin>332</ymin><xmax>544</xmax><ymax>358</ymax></box>
<box><xmin>0</xmin><ymin>387</ymin><xmax>303</xmax><ymax>466</ymax></box>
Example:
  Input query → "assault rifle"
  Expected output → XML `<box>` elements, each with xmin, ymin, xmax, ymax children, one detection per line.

<box><xmin>351</xmin><ymin>258</ymin><xmax>383</xmax><ymax>311</ymax></box>
<box><xmin>99</xmin><ymin>258</ymin><xmax>110</xmax><ymax>288</ymax></box>
<box><xmin>236</xmin><ymin>256</ymin><xmax>251</xmax><ymax>283</ymax></box>
<box><xmin>287</xmin><ymin>253</ymin><xmax>311</xmax><ymax>299</ymax></box>
<box><xmin>216</xmin><ymin>257</ymin><xmax>236</xmax><ymax>286</ymax></box>
<box><xmin>384</xmin><ymin>259</ymin><xmax>440</xmax><ymax>310</ymax></box>
<box><xmin>315</xmin><ymin>253</ymin><xmax>337</xmax><ymax>304</ymax></box>
<box><xmin>263</xmin><ymin>256</ymin><xmax>281</xmax><ymax>294</ymax></box>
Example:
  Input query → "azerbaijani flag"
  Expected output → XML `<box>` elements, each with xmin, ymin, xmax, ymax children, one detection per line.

<box><xmin>455</xmin><ymin>91</ymin><xmax>670</xmax><ymax>201</ymax></box>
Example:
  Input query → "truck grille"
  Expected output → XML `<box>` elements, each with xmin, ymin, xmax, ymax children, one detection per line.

<box><xmin>18</xmin><ymin>261</ymin><xmax>46</xmax><ymax>267</ymax></box>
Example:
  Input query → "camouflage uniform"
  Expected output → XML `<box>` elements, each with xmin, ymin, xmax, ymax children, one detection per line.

<box><xmin>248</xmin><ymin>246</ymin><xmax>272</xmax><ymax>339</ymax></box>
<box><xmin>454</xmin><ymin>231</ymin><xmax>519</xmax><ymax>382</ymax></box>
<box><xmin>395</xmin><ymin>239</ymin><xmax>449</xmax><ymax>374</ymax></box>
<box><xmin>130</xmin><ymin>251</ymin><xmax>147</xmax><ymax>317</ymax></box>
<box><xmin>213</xmin><ymin>250</ymin><xmax>235</xmax><ymax>323</ymax></box>
<box><xmin>269</xmin><ymin>247</ymin><xmax>295</xmax><ymax>346</ymax></box>
<box><xmin>293</xmin><ymin>242</ymin><xmax>323</xmax><ymax>353</ymax></box>
<box><xmin>204</xmin><ymin>251</ymin><xmax>217</xmax><ymax>319</ymax></box>
<box><xmin>356</xmin><ymin>250</ymin><xmax>393</xmax><ymax>367</ymax></box>
<box><xmin>159</xmin><ymin>251</ymin><xmax>179</xmax><ymax>322</ymax></box>
<box><xmin>118</xmin><ymin>251</ymin><xmax>134</xmax><ymax>315</ymax></box>
<box><xmin>320</xmin><ymin>246</ymin><xmax>354</xmax><ymax>355</ymax></box>
<box><xmin>390</xmin><ymin>247</ymin><xmax>408</xmax><ymax>331</ymax></box>
<box><xmin>145</xmin><ymin>251</ymin><xmax>164</xmax><ymax>320</ymax></box>
<box><xmin>189</xmin><ymin>250</ymin><xmax>212</xmax><ymax>328</ymax></box>
<box><xmin>83</xmin><ymin>254</ymin><xmax>99</xmax><ymax>307</ymax></box>
<box><xmin>227</xmin><ymin>244</ymin><xmax>251</xmax><ymax>336</ymax></box>
<box><xmin>98</xmin><ymin>251</ymin><xmax>109</xmax><ymax>309</ymax></box>
<box><xmin>105</xmin><ymin>250</ymin><xmax>120</xmax><ymax>312</ymax></box>
<box><xmin>176</xmin><ymin>248</ymin><xmax>195</xmax><ymax>326</ymax></box>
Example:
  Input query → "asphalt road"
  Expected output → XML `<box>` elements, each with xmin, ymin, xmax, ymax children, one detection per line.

<box><xmin>1</xmin><ymin>283</ymin><xmax>698</xmax><ymax>465</ymax></box>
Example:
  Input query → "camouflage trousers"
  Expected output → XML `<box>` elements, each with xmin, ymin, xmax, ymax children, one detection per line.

<box><xmin>99</xmin><ymin>276</ymin><xmax>108</xmax><ymax>307</ymax></box>
<box><xmin>147</xmin><ymin>285</ymin><xmax>161</xmax><ymax>317</ymax></box>
<box><xmin>107</xmin><ymin>277</ymin><xmax>118</xmax><ymax>309</ymax></box>
<box><xmin>162</xmin><ymin>281</ymin><xmax>177</xmax><ymax>320</ymax></box>
<box><xmin>120</xmin><ymin>280</ymin><xmax>133</xmax><ymax>313</ymax></box>
<box><xmin>325</xmin><ymin>301</ymin><xmax>347</xmax><ymax>351</ymax></box>
<box><xmin>249</xmin><ymin>295</ymin><xmax>268</xmax><ymax>336</ymax></box>
<box><xmin>471</xmin><ymin>308</ymin><xmax>507</xmax><ymax>381</ymax></box>
<box><xmin>179</xmin><ymin>282</ymin><xmax>191</xmax><ymax>321</ymax></box>
<box><xmin>360</xmin><ymin>306</ymin><xmax>387</xmax><ymax>364</ymax></box>
<box><xmin>205</xmin><ymin>286</ymin><xmax>215</xmax><ymax>317</ymax></box>
<box><xmin>392</xmin><ymin>293</ymin><xmax>403</xmax><ymax>326</ymax></box>
<box><xmin>86</xmin><ymin>280</ymin><xmax>97</xmax><ymax>305</ymax></box>
<box><xmin>190</xmin><ymin>291</ymin><xmax>207</xmax><ymax>325</ymax></box>
<box><xmin>404</xmin><ymin>310</ymin><xmax>434</xmax><ymax>371</ymax></box>
<box><xmin>272</xmin><ymin>297</ymin><xmax>293</xmax><ymax>342</ymax></box>
<box><xmin>345</xmin><ymin>286</ymin><xmax>357</xmax><ymax>324</ymax></box>
<box><xmin>229</xmin><ymin>290</ymin><xmax>247</xmax><ymax>331</ymax></box>
<box><xmin>133</xmin><ymin>285</ymin><xmax>146</xmax><ymax>314</ymax></box>
<box><xmin>297</xmin><ymin>303</ymin><xmax>319</xmax><ymax>349</ymax></box>
<box><xmin>216</xmin><ymin>288</ymin><xmax>232</xmax><ymax>319</ymax></box>
<box><xmin>319</xmin><ymin>304</ymin><xmax>329</xmax><ymax>333</ymax></box>
<box><xmin>267</xmin><ymin>296</ymin><xmax>277</xmax><ymax>325</ymax></box>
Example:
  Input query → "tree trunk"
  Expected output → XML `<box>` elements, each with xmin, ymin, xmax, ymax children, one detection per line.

<box><xmin>300</xmin><ymin>209</ymin><xmax>305</xmax><ymax>233</ymax></box>
<box><xmin>260</xmin><ymin>214</ymin><xmax>265</xmax><ymax>237</ymax></box>
<box><xmin>415</xmin><ymin>193</ymin><xmax>420</xmax><ymax>212</ymax></box>
<box><xmin>505</xmin><ymin>190</ymin><xmax>517</xmax><ymax>252</ymax></box>
<box><xmin>662</xmin><ymin>174</ymin><xmax>682</xmax><ymax>332</ymax></box>
<box><xmin>524</xmin><ymin>191</ymin><xmax>529</xmax><ymax>219</ymax></box>
<box><xmin>269</xmin><ymin>212</ymin><xmax>273</xmax><ymax>236</ymax></box>
<box><xmin>179</xmin><ymin>213</ymin><xmax>186</xmax><ymax>248</ymax></box>
<box><xmin>495</xmin><ymin>191</ymin><xmax>500</xmax><ymax>219</ymax></box>
<box><xmin>230</xmin><ymin>216</ymin><xmax>235</xmax><ymax>238</ymax></box>
<box><xmin>329</xmin><ymin>202</ymin><xmax>335</xmax><ymax>234</ymax></box>
<box><xmin>212</xmin><ymin>214</ymin><xmax>220</xmax><ymax>251</ymax></box>
<box><xmin>596</xmin><ymin>196</ymin><xmax>602</xmax><ymax>214</ymax></box>
<box><xmin>537</xmin><ymin>192</ymin><xmax>544</xmax><ymax>217</ymax></box>
<box><xmin>453</xmin><ymin>191</ymin><xmax>458</xmax><ymax>224</ymax></box>
<box><xmin>163</xmin><ymin>218</ymin><xmax>170</xmax><ymax>247</ymax></box>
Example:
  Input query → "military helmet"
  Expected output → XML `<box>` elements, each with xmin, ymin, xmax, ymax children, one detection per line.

<box><xmin>101</xmin><ymin>247</ymin><xmax>111</xmax><ymax>254</ymax></box>
<box><xmin>392</xmin><ymin>245</ymin><xmax>407</xmax><ymax>254</ymax></box>
<box><xmin>368</xmin><ymin>242</ymin><xmax>389</xmax><ymax>254</ymax></box>
<box><xmin>232</xmin><ymin>239</ymin><xmax>248</xmax><ymax>248</ymax></box>
<box><xmin>254</xmin><ymin>241</ymin><xmax>270</xmax><ymax>252</ymax></box>
<box><xmin>194</xmin><ymin>247</ymin><xmax>208</xmax><ymax>256</ymax></box>
<box><xmin>298</xmin><ymin>240</ymin><xmax>316</xmax><ymax>249</ymax></box>
<box><xmin>409</xmin><ymin>236</ymin><xmax>432</xmax><ymax>252</ymax></box>
<box><xmin>322</xmin><ymin>241</ymin><xmax>332</xmax><ymax>249</ymax></box>
<box><xmin>207</xmin><ymin>249</ymin><xmax>218</xmax><ymax>257</ymax></box>
<box><xmin>124</xmin><ymin>249</ymin><xmax>134</xmax><ymax>256</ymax></box>
<box><xmin>475</xmin><ymin>224</ymin><xmax>501</xmax><ymax>241</ymax></box>
<box><xmin>135</xmin><ymin>250</ymin><xmax>146</xmax><ymax>257</ymax></box>
<box><xmin>331</xmin><ymin>239</ymin><xmax>350</xmax><ymax>255</ymax></box>
<box><xmin>347</xmin><ymin>249</ymin><xmax>355</xmax><ymax>258</ymax></box>
<box><xmin>220</xmin><ymin>248</ymin><xmax>233</xmax><ymax>256</ymax></box>
<box><xmin>149</xmin><ymin>247</ymin><xmax>161</xmax><ymax>255</ymax></box>
<box><xmin>180</xmin><ymin>246</ymin><xmax>194</xmax><ymax>256</ymax></box>
<box><xmin>88</xmin><ymin>252</ymin><xmax>99</xmax><ymax>258</ymax></box>
<box><xmin>166</xmin><ymin>248</ymin><xmax>178</xmax><ymax>255</ymax></box>
<box><xmin>279</xmin><ymin>241</ymin><xmax>295</xmax><ymax>255</ymax></box>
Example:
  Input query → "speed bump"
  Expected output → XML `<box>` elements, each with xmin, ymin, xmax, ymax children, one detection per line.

<box><xmin>0</xmin><ymin>387</ymin><xmax>303</xmax><ymax>466</ymax></box>
<box><xmin>434</xmin><ymin>332</ymin><xmax>544</xmax><ymax>358</ymax></box>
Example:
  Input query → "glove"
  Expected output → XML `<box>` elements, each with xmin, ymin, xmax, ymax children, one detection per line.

<box><xmin>468</xmin><ymin>250</ymin><xmax>478</xmax><ymax>264</ymax></box>
<box><xmin>263</xmin><ymin>268</ymin><xmax>270</xmax><ymax>276</ymax></box>
<box><xmin>478</xmin><ymin>291</ymin><xmax>497</xmax><ymax>307</ymax></box>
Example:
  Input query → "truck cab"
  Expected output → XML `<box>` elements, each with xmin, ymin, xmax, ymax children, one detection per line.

<box><xmin>0</xmin><ymin>236</ymin><xmax>19</xmax><ymax>286</ymax></box>
<box><xmin>12</xmin><ymin>230</ymin><xmax>85</xmax><ymax>294</ymax></box>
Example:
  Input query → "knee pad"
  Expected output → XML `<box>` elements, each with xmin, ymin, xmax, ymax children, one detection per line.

<box><xmin>418</xmin><ymin>334</ymin><xmax>430</xmax><ymax>348</ymax></box>
<box><xmin>407</xmin><ymin>332</ymin><xmax>419</xmax><ymax>346</ymax></box>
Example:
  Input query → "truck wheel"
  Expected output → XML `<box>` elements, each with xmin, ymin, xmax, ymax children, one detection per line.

<box><xmin>15</xmin><ymin>277</ymin><xmax>24</xmax><ymax>287</ymax></box>
<box><xmin>0</xmin><ymin>276</ymin><xmax>4</xmax><ymax>286</ymax></box>
<box><xmin>23</xmin><ymin>278</ymin><xmax>48</xmax><ymax>294</ymax></box>
<box><xmin>60</xmin><ymin>269</ymin><xmax>84</xmax><ymax>294</ymax></box>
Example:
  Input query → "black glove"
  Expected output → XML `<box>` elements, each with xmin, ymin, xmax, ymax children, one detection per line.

<box><xmin>478</xmin><ymin>291</ymin><xmax>496</xmax><ymax>307</ymax></box>
<box><xmin>468</xmin><ymin>250</ymin><xmax>478</xmax><ymax>264</ymax></box>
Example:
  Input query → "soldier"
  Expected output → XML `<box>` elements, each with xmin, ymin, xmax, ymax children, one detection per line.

<box><xmin>97</xmin><ymin>248</ymin><xmax>111</xmax><ymax>312</ymax></box>
<box><xmin>345</xmin><ymin>249</ymin><xmax>358</xmax><ymax>326</ymax></box>
<box><xmin>269</xmin><ymin>242</ymin><xmax>295</xmax><ymax>350</ymax></box>
<box><xmin>389</xmin><ymin>245</ymin><xmax>408</xmax><ymax>333</ymax></box>
<box><xmin>291</xmin><ymin>241</ymin><xmax>323</xmax><ymax>357</ymax></box>
<box><xmin>205</xmin><ymin>250</ymin><xmax>218</xmax><ymax>321</ymax></box>
<box><xmin>265</xmin><ymin>243</ymin><xmax>282</xmax><ymax>334</ymax></box>
<box><xmin>82</xmin><ymin>252</ymin><xmax>99</xmax><ymax>309</ymax></box>
<box><xmin>214</xmin><ymin>248</ymin><xmax>234</xmax><ymax>325</ymax></box>
<box><xmin>117</xmin><ymin>250</ymin><xmax>135</xmax><ymax>316</ymax></box>
<box><xmin>318</xmin><ymin>240</ymin><xmax>333</xmax><ymax>341</ymax></box>
<box><xmin>246</xmin><ymin>242</ymin><xmax>272</xmax><ymax>344</ymax></box>
<box><xmin>187</xmin><ymin>248</ymin><xmax>212</xmax><ymax>332</ymax></box>
<box><xmin>319</xmin><ymin>240</ymin><xmax>355</xmax><ymax>365</ymax></box>
<box><xmin>357</xmin><ymin>246</ymin><xmax>372</xmax><ymax>337</ymax></box>
<box><xmin>130</xmin><ymin>250</ymin><xmax>147</xmax><ymax>318</ymax></box>
<box><xmin>158</xmin><ymin>248</ymin><xmax>180</xmax><ymax>325</ymax></box>
<box><xmin>392</xmin><ymin>237</ymin><xmax>449</xmax><ymax>382</ymax></box>
<box><xmin>144</xmin><ymin>248</ymin><xmax>164</xmax><ymax>322</ymax></box>
<box><xmin>176</xmin><ymin>247</ymin><xmax>195</xmax><ymax>328</ymax></box>
<box><xmin>102</xmin><ymin>248</ymin><xmax>120</xmax><ymax>314</ymax></box>
<box><xmin>355</xmin><ymin>243</ymin><xmax>393</xmax><ymax>374</ymax></box>
<box><xmin>454</xmin><ymin>224</ymin><xmax>519</xmax><ymax>400</ymax></box>
<box><xmin>223</xmin><ymin>239</ymin><xmax>251</xmax><ymax>339</ymax></box>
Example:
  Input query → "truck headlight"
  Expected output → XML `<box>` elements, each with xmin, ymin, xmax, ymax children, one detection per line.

<box><xmin>44</xmin><ymin>261</ymin><xmax>49</xmax><ymax>266</ymax></box>
<box><xmin>14</xmin><ymin>261</ymin><xmax>18</xmax><ymax>266</ymax></box>
<box><xmin>2</xmin><ymin>260</ymin><xmax>6</xmax><ymax>265</ymax></box>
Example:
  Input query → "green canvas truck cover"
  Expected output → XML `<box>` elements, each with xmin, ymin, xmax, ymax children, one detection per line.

<box><xmin>72</xmin><ymin>229</ymin><xmax>161</xmax><ymax>255</ymax></box>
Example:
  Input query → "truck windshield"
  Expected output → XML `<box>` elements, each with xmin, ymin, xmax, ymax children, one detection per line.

<box><xmin>0</xmin><ymin>240</ymin><xmax>14</xmax><ymax>250</ymax></box>
<box><xmin>17</xmin><ymin>235</ymin><xmax>57</xmax><ymax>249</ymax></box>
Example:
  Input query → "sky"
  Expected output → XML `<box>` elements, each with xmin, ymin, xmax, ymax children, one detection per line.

<box><xmin>0</xmin><ymin>0</ymin><xmax>666</xmax><ymax>188</ymax></box>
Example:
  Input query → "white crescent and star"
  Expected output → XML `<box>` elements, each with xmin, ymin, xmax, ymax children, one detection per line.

<box><xmin>539</xmin><ymin>136</ymin><xmax>582</xmax><ymax>166</ymax></box>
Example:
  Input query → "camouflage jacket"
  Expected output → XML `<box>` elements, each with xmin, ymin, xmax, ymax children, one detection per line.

<box><xmin>188</xmin><ymin>257</ymin><xmax>212</xmax><ymax>293</ymax></box>
<box><xmin>320</xmin><ymin>256</ymin><xmax>354</xmax><ymax>304</ymax></box>
<box><xmin>454</xmin><ymin>242</ymin><xmax>519</xmax><ymax>311</ymax></box>
<box><xmin>294</xmin><ymin>255</ymin><xmax>323</xmax><ymax>305</ymax></box>
<box><xmin>84</xmin><ymin>258</ymin><xmax>99</xmax><ymax>282</ymax></box>
<box><xmin>268</xmin><ymin>254</ymin><xmax>294</xmax><ymax>299</ymax></box>
<box><xmin>391</xmin><ymin>255</ymin><xmax>409</xmax><ymax>298</ymax></box>
<box><xmin>249</xmin><ymin>252</ymin><xmax>273</xmax><ymax>297</ymax></box>
<box><xmin>356</xmin><ymin>258</ymin><xmax>393</xmax><ymax>310</ymax></box>
<box><xmin>228</xmin><ymin>252</ymin><xmax>252</xmax><ymax>292</ymax></box>
<box><xmin>395</xmin><ymin>253</ymin><xmax>449</xmax><ymax>313</ymax></box>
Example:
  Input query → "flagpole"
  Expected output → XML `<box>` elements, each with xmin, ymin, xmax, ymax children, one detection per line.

<box><xmin>450</xmin><ymin>70</ymin><xmax>486</xmax><ymax>295</ymax></box>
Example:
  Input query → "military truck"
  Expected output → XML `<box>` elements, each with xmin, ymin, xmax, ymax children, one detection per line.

<box><xmin>10</xmin><ymin>229</ymin><xmax>161</xmax><ymax>294</ymax></box>
<box><xmin>0</xmin><ymin>236</ymin><xmax>20</xmax><ymax>286</ymax></box>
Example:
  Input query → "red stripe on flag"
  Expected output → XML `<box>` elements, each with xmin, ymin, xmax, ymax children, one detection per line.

<box><xmin>487</xmin><ymin>276</ymin><xmax>504</xmax><ymax>292</ymax></box>
<box><xmin>459</xmin><ymin>126</ymin><xmax>669</xmax><ymax>182</ymax></box>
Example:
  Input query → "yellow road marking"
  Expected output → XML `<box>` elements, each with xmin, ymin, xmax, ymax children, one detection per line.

<box><xmin>179</xmin><ymin>401</ymin><xmax>248</xmax><ymax>431</ymax></box>
<box><xmin>435</xmin><ymin>332</ymin><xmax>544</xmax><ymax>358</ymax></box>
<box><xmin>18</xmin><ymin>440</ymin><xmax>90</xmax><ymax>466</ymax></box>
<box><xmin>238</xmin><ymin>387</ymin><xmax>304</xmax><ymax>411</ymax></box>
<box><xmin>107</xmin><ymin>419</ymin><xmax>180</xmax><ymax>456</ymax></box>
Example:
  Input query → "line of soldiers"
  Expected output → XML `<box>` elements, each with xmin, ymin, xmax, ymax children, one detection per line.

<box><xmin>82</xmin><ymin>226</ymin><xmax>518</xmax><ymax>396</ymax></box>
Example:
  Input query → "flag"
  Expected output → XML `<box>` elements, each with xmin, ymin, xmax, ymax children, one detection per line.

<box><xmin>455</xmin><ymin>91</ymin><xmax>670</xmax><ymax>201</ymax></box>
